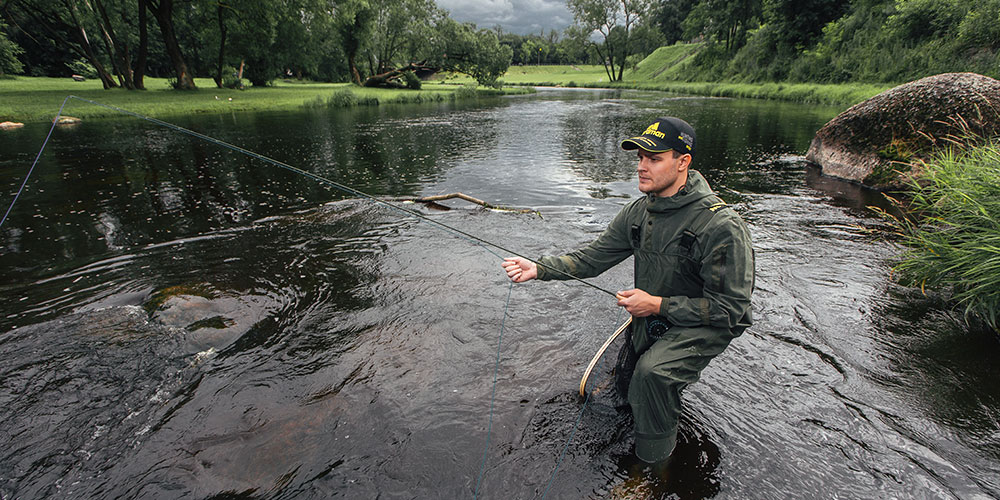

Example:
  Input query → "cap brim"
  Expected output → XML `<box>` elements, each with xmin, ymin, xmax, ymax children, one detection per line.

<box><xmin>621</xmin><ymin>137</ymin><xmax>671</xmax><ymax>152</ymax></box>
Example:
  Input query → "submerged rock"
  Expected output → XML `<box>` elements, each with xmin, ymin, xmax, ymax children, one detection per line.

<box><xmin>54</xmin><ymin>116</ymin><xmax>82</xmax><ymax>125</ymax></box>
<box><xmin>806</xmin><ymin>73</ymin><xmax>1000</xmax><ymax>189</ymax></box>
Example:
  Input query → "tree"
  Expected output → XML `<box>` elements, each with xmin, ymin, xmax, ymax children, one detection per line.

<box><xmin>420</xmin><ymin>17</ymin><xmax>512</xmax><ymax>86</ymax></box>
<box><xmin>0</xmin><ymin>20</ymin><xmax>24</xmax><ymax>76</ymax></box>
<box><xmin>83</xmin><ymin>0</ymin><xmax>148</xmax><ymax>89</ymax></box>
<box><xmin>5</xmin><ymin>0</ymin><xmax>120</xmax><ymax>87</ymax></box>
<box><xmin>763</xmin><ymin>0</ymin><xmax>848</xmax><ymax>50</ymax></box>
<box><xmin>567</xmin><ymin>0</ymin><xmax>646</xmax><ymax>81</ymax></box>
<box><xmin>335</xmin><ymin>0</ymin><xmax>376</xmax><ymax>85</ymax></box>
<box><xmin>146</xmin><ymin>0</ymin><xmax>196</xmax><ymax>89</ymax></box>
<box><xmin>681</xmin><ymin>0</ymin><xmax>761</xmax><ymax>52</ymax></box>
<box><xmin>556</xmin><ymin>25</ymin><xmax>593</xmax><ymax>64</ymax></box>
<box><xmin>648</xmin><ymin>0</ymin><xmax>696</xmax><ymax>45</ymax></box>
<box><xmin>364</xmin><ymin>0</ymin><xmax>435</xmax><ymax>76</ymax></box>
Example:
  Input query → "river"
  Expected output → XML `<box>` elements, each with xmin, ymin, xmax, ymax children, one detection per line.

<box><xmin>1</xmin><ymin>88</ymin><xmax>998</xmax><ymax>499</ymax></box>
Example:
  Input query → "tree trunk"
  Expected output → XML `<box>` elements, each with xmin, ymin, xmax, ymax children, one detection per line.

<box><xmin>594</xmin><ymin>43</ymin><xmax>613</xmax><ymax>82</ymax></box>
<box><xmin>63</xmin><ymin>0</ymin><xmax>118</xmax><ymax>88</ymax></box>
<box><xmin>135</xmin><ymin>0</ymin><xmax>147</xmax><ymax>89</ymax></box>
<box><xmin>147</xmin><ymin>0</ymin><xmax>196</xmax><ymax>90</ymax></box>
<box><xmin>214</xmin><ymin>2</ymin><xmax>227</xmax><ymax>88</ymax></box>
<box><xmin>93</xmin><ymin>0</ymin><xmax>136</xmax><ymax>89</ymax></box>
<box><xmin>348</xmin><ymin>52</ymin><xmax>361</xmax><ymax>85</ymax></box>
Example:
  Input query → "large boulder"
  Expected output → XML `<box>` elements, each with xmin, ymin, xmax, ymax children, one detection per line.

<box><xmin>806</xmin><ymin>73</ymin><xmax>1000</xmax><ymax>189</ymax></box>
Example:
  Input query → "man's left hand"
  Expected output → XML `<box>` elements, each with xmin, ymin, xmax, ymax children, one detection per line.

<box><xmin>616</xmin><ymin>289</ymin><xmax>662</xmax><ymax>317</ymax></box>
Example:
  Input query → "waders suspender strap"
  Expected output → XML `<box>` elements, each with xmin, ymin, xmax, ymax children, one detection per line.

<box><xmin>679</xmin><ymin>199</ymin><xmax>728</xmax><ymax>255</ymax></box>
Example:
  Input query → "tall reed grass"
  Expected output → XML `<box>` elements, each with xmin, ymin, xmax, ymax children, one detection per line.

<box><xmin>877</xmin><ymin>139</ymin><xmax>1000</xmax><ymax>333</ymax></box>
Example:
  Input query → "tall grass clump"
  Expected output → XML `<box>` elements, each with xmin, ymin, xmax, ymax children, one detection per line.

<box><xmin>327</xmin><ymin>88</ymin><xmax>359</xmax><ymax>107</ymax></box>
<box><xmin>452</xmin><ymin>83</ymin><xmax>478</xmax><ymax>101</ymax></box>
<box><xmin>878</xmin><ymin>140</ymin><xmax>1000</xmax><ymax>333</ymax></box>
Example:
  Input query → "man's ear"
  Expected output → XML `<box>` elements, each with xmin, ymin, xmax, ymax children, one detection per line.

<box><xmin>678</xmin><ymin>153</ymin><xmax>692</xmax><ymax>171</ymax></box>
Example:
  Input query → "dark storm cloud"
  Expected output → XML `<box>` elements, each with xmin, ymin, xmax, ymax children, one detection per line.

<box><xmin>436</xmin><ymin>0</ymin><xmax>575</xmax><ymax>35</ymax></box>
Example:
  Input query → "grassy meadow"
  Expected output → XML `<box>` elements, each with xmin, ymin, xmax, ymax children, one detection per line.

<box><xmin>0</xmin><ymin>77</ymin><xmax>529</xmax><ymax>123</ymax></box>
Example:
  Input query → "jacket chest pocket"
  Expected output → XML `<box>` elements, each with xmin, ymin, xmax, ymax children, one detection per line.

<box><xmin>633</xmin><ymin>228</ymin><xmax>701</xmax><ymax>294</ymax></box>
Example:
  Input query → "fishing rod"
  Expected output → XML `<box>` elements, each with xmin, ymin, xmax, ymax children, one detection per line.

<box><xmin>3</xmin><ymin>95</ymin><xmax>618</xmax><ymax>299</ymax></box>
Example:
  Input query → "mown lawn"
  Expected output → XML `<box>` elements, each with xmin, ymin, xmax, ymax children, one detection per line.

<box><xmin>0</xmin><ymin>77</ymin><xmax>512</xmax><ymax>123</ymax></box>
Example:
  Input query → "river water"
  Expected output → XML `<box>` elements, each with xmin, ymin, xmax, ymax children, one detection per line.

<box><xmin>1</xmin><ymin>88</ymin><xmax>998</xmax><ymax>499</ymax></box>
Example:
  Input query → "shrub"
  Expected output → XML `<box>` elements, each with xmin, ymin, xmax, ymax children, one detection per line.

<box><xmin>452</xmin><ymin>83</ymin><xmax>478</xmax><ymax>100</ymax></box>
<box><xmin>402</xmin><ymin>70</ymin><xmax>421</xmax><ymax>90</ymax></box>
<box><xmin>68</xmin><ymin>59</ymin><xmax>98</xmax><ymax>79</ymax></box>
<box><xmin>220</xmin><ymin>65</ymin><xmax>246</xmax><ymax>90</ymax></box>
<box><xmin>327</xmin><ymin>88</ymin><xmax>358</xmax><ymax>107</ymax></box>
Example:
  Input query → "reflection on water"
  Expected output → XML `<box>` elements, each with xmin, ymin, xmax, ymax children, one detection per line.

<box><xmin>1</xmin><ymin>89</ymin><xmax>998</xmax><ymax>499</ymax></box>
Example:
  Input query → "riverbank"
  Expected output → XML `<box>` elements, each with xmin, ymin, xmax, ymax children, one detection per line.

<box><xmin>492</xmin><ymin>64</ymin><xmax>892</xmax><ymax>107</ymax></box>
<box><xmin>0</xmin><ymin>77</ymin><xmax>532</xmax><ymax>123</ymax></box>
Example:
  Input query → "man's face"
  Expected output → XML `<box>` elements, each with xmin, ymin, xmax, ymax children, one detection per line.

<box><xmin>636</xmin><ymin>149</ymin><xmax>691</xmax><ymax>197</ymax></box>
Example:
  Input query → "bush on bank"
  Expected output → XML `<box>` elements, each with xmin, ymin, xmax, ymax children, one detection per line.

<box><xmin>878</xmin><ymin>140</ymin><xmax>1000</xmax><ymax>333</ymax></box>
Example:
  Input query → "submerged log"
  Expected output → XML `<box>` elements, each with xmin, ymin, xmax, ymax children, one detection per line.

<box><xmin>394</xmin><ymin>192</ymin><xmax>538</xmax><ymax>214</ymax></box>
<box><xmin>806</xmin><ymin>72</ymin><xmax>1000</xmax><ymax>189</ymax></box>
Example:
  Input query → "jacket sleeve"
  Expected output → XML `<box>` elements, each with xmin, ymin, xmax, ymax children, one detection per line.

<box><xmin>535</xmin><ymin>204</ymin><xmax>634</xmax><ymax>281</ymax></box>
<box><xmin>660</xmin><ymin>216</ymin><xmax>755</xmax><ymax>332</ymax></box>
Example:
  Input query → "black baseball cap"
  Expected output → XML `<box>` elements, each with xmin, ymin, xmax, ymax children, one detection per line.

<box><xmin>621</xmin><ymin>117</ymin><xmax>696</xmax><ymax>155</ymax></box>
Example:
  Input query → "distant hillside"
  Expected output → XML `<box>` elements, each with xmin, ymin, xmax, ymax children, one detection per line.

<box><xmin>625</xmin><ymin>43</ymin><xmax>703</xmax><ymax>82</ymax></box>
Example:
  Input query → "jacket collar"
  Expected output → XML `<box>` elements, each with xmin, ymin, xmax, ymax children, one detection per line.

<box><xmin>644</xmin><ymin>169</ymin><xmax>714</xmax><ymax>213</ymax></box>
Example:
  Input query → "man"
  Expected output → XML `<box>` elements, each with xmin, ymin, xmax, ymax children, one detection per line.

<box><xmin>502</xmin><ymin>116</ymin><xmax>754</xmax><ymax>464</ymax></box>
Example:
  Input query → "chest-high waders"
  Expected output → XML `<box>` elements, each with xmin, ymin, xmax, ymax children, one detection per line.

<box><xmin>613</xmin><ymin>202</ymin><xmax>737</xmax><ymax>463</ymax></box>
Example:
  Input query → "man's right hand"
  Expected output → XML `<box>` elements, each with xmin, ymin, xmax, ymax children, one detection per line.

<box><xmin>502</xmin><ymin>257</ymin><xmax>537</xmax><ymax>283</ymax></box>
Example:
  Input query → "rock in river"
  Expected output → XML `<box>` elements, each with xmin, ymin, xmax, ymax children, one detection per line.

<box><xmin>806</xmin><ymin>72</ymin><xmax>1000</xmax><ymax>189</ymax></box>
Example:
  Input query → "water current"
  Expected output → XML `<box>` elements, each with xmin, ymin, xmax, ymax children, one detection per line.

<box><xmin>1</xmin><ymin>88</ymin><xmax>998</xmax><ymax>499</ymax></box>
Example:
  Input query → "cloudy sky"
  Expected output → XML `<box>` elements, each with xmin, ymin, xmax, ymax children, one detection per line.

<box><xmin>434</xmin><ymin>0</ymin><xmax>575</xmax><ymax>35</ymax></box>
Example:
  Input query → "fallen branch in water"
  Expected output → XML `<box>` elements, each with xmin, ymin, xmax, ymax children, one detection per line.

<box><xmin>392</xmin><ymin>192</ymin><xmax>539</xmax><ymax>215</ymax></box>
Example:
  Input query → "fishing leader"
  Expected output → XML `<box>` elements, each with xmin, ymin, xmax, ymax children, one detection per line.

<box><xmin>501</xmin><ymin>116</ymin><xmax>755</xmax><ymax>464</ymax></box>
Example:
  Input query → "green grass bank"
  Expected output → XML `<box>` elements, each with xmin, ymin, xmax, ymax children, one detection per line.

<box><xmin>0</xmin><ymin>77</ymin><xmax>531</xmax><ymax>123</ymax></box>
<box><xmin>497</xmin><ymin>44</ymin><xmax>895</xmax><ymax>108</ymax></box>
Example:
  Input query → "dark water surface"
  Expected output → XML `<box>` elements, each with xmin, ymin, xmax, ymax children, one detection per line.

<box><xmin>1</xmin><ymin>89</ymin><xmax>998</xmax><ymax>499</ymax></box>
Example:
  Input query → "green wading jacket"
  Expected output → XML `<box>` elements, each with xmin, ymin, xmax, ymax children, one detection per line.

<box><xmin>535</xmin><ymin>170</ymin><xmax>754</xmax><ymax>352</ymax></box>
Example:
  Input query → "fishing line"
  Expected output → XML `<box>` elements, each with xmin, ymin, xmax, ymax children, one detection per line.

<box><xmin>12</xmin><ymin>95</ymin><xmax>624</xmax><ymax>497</ymax></box>
<box><xmin>474</xmin><ymin>280</ymin><xmax>513</xmax><ymax>500</ymax></box>
<box><xmin>0</xmin><ymin>97</ymin><xmax>69</xmax><ymax>229</ymax></box>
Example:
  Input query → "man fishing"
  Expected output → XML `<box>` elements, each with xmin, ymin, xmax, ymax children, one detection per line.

<box><xmin>502</xmin><ymin>116</ymin><xmax>755</xmax><ymax>465</ymax></box>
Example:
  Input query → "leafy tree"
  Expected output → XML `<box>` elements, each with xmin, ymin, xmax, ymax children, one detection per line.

<box><xmin>556</xmin><ymin>25</ymin><xmax>593</xmax><ymax>64</ymax></box>
<box><xmin>4</xmin><ymin>0</ymin><xmax>121</xmax><ymax>87</ymax></box>
<box><xmin>364</xmin><ymin>0</ymin><xmax>436</xmax><ymax>76</ymax></box>
<box><xmin>647</xmin><ymin>0</ymin><xmax>696</xmax><ymax>45</ymax></box>
<box><xmin>956</xmin><ymin>0</ymin><xmax>1000</xmax><ymax>51</ymax></box>
<box><xmin>681</xmin><ymin>0</ymin><xmax>760</xmax><ymax>52</ymax></box>
<box><xmin>0</xmin><ymin>20</ymin><xmax>24</xmax><ymax>76</ymax></box>
<box><xmin>567</xmin><ymin>0</ymin><xmax>646</xmax><ymax>81</ymax></box>
<box><xmin>885</xmin><ymin>0</ymin><xmax>970</xmax><ymax>41</ymax></box>
<box><xmin>763</xmin><ymin>0</ymin><xmax>847</xmax><ymax>50</ymax></box>
<box><xmin>335</xmin><ymin>0</ymin><xmax>376</xmax><ymax>85</ymax></box>
<box><xmin>419</xmin><ymin>17</ymin><xmax>512</xmax><ymax>86</ymax></box>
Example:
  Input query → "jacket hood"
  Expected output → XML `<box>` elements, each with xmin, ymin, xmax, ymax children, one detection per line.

<box><xmin>645</xmin><ymin>169</ymin><xmax>715</xmax><ymax>213</ymax></box>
